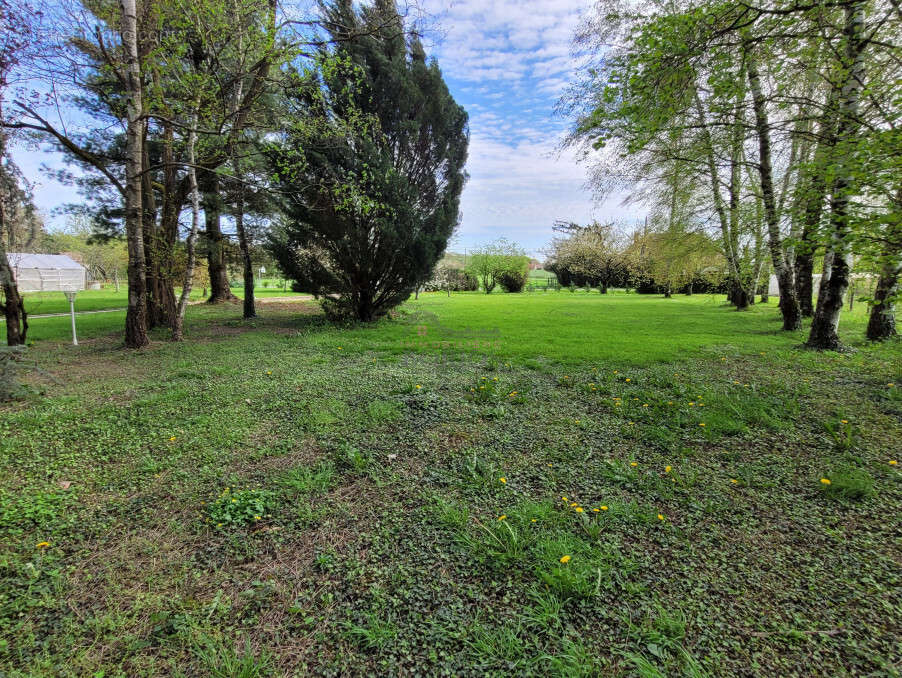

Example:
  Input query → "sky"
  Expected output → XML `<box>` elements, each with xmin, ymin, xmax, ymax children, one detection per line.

<box><xmin>11</xmin><ymin>0</ymin><xmax>638</xmax><ymax>259</ymax></box>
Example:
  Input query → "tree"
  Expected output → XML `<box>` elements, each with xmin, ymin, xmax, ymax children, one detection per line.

<box><xmin>545</xmin><ymin>221</ymin><xmax>628</xmax><ymax>293</ymax></box>
<box><xmin>267</xmin><ymin>0</ymin><xmax>468</xmax><ymax>321</ymax></box>
<box><xmin>0</xmin><ymin>0</ymin><xmax>37</xmax><ymax>346</ymax></box>
<box><xmin>467</xmin><ymin>238</ymin><xmax>528</xmax><ymax>294</ymax></box>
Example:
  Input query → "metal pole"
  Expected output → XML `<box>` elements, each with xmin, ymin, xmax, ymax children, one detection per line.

<box><xmin>67</xmin><ymin>292</ymin><xmax>78</xmax><ymax>346</ymax></box>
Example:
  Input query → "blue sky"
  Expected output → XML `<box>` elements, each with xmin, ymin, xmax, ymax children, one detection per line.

<box><xmin>12</xmin><ymin>0</ymin><xmax>637</xmax><ymax>258</ymax></box>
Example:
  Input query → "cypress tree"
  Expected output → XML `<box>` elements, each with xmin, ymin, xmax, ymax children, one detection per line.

<box><xmin>267</xmin><ymin>0</ymin><xmax>469</xmax><ymax>321</ymax></box>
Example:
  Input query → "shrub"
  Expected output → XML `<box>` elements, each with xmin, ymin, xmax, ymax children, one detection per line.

<box><xmin>498</xmin><ymin>269</ymin><xmax>529</xmax><ymax>293</ymax></box>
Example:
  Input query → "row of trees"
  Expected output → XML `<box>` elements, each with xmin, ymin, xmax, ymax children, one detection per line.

<box><xmin>565</xmin><ymin>0</ymin><xmax>901</xmax><ymax>348</ymax></box>
<box><xmin>1</xmin><ymin>0</ymin><xmax>467</xmax><ymax>345</ymax></box>
<box><xmin>545</xmin><ymin>220</ymin><xmax>724</xmax><ymax>296</ymax></box>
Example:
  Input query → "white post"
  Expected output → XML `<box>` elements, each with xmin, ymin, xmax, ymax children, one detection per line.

<box><xmin>65</xmin><ymin>291</ymin><xmax>78</xmax><ymax>346</ymax></box>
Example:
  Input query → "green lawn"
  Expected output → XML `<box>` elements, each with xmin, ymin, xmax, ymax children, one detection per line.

<box><xmin>17</xmin><ymin>285</ymin><xmax>304</xmax><ymax>316</ymax></box>
<box><xmin>2</xmin><ymin>293</ymin><xmax>900</xmax><ymax>676</ymax></box>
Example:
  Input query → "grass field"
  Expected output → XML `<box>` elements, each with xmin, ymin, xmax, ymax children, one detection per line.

<box><xmin>17</xmin><ymin>285</ymin><xmax>304</xmax><ymax>317</ymax></box>
<box><xmin>2</xmin><ymin>292</ymin><xmax>901</xmax><ymax>676</ymax></box>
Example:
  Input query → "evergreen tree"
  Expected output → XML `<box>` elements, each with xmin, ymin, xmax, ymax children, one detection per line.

<box><xmin>267</xmin><ymin>0</ymin><xmax>468</xmax><ymax>321</ymax></box>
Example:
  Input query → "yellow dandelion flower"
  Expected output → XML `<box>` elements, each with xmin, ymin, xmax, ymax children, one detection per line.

<box><xmin>643</xmin><ymin>403</ymin><xmax>649</xmax><ymax>407</ymax></box>
<box><xmin>820</xmin><ymin>478</ymin><xmax>831</xmax><ymax>485</ymax></box>
<box><xmin>266</xmin><ymin>371</ymin><xmax>272</xmax><ymax>375</ymax></box>
<box><xmin>574</xmin><ymin>507</ymin><xmax>584</xmax><ymax>513</ymax></box>
<box><xmin>668</xmin><ymin>401</ymin><xmax>673</xmax><ymax>405</ymax></box>
<box><xmin>630</xmin><ymin>461</ymin><xmax>638</xmax><ymax>467</ymax></box>
<box><xmin>254</xmin><ymin>516</ymin><xmax>261</xmax><ymax>520</ymax></box>
<box><xmin>559</xmin><ymin>555</ymin><xmax>571</xmax><ymax>564</ymax></box>
<box><xmin>625</xmin><ymin>378</ymin><xmax>631</xmax><ymax>382</ymax></box>
<box><xmin>888</xmin><ymin>383</ymin><xmax>895</xmax><ymax>387</ymax></box>
<box><xmin>665</xmin><ymin>466</ymin><xmax>672</xmax><ymax>473</ymax></box>
<box><xmin>499</xmin><ymin>477</ymin><xmax>506</xmax><ymax>484</ymax></box>
<box><xmin>600</xmin><ymin>505</ymin><xmax>608</xmax><ymax>511</ymax></box>
<box><xmin>614</xmin><ymin>370</ymin><xmax>619</xmax><ymax>374</ymax></box>
<box><xmin>169</xmin><ymin>435</ymin><xmax>177</xmax><ymax>442</ymax></box>
<box><xmin>730</xmin><ymin>479</ymin><xmax>738</xmax><ymax>484</ymax></box>
<box><xmin>562</xmin><ymin>496</ymin><xmax>568</xmax><ymax>501</ymax></box>
<box><xmin>570</xmin><ymin>502</ymin><xmax>579</xmax><ymax>507</ymax></box>
<box><xmin>35</xmin><ymin>541</ymin><xmax>50</xmax><ymax>549</ymax></box>
<box><xmin>657</xmin><ymin>514</ymin><xmax>665</xmax><ymax>521</ymax></box>
<box><xmin>689</xmin><ymin>402</ymin><xmax>695</xmax><ymax>406</ymax></box>
<box><xmin>531</xmin><ymin>518</ymin><xmax>537</xmax><ymax>523</ymax></box>
<box><xmin>498</xmin><ymin>515</ymin><xmax>507</xmax><ymax>521</ymax></box>
<box><xmin>592</xmin><ymin>508</ymin><xmax>600</xmax><ymax>513</ymax></box>
<box><xmin>699</xmin><ymin>422</ymin><xmax>706</xmax><ymax>427</ymax></box>
<box><xmin>841</xmin><ymin>419</ymin><xmax>848</xmax><ymax>424</ymax></box>
<box><xmin>890</xmin><ymin>460</ymin><xmax>898</xmax><ymax>465</ymax></box>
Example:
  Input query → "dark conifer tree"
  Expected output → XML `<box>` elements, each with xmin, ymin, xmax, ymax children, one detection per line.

<box><xmin>267</xmin><ymin>0</ymin><xmax>469</xmax><ymax>321</ymax></box>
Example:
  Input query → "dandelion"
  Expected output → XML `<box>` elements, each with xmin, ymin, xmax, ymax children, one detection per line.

<box><xmin>643</xmin><ymin>403</ymin><xmax>649</xmax><ymax>407</ymax></box>
<box><xmin>266</xmin><ymin>371</ymin><xmax>272</xmax><ymax>375</ymax></box>
<box><xmin>614</xmin><ymin>370</ymin><xmax>619</xmax><ymax>374</ymax></box>
<box><xmin>625</xmin><ymin>378</ymin><xmax>631</xmax><ymax>382</ymax></box>
<box><xmin>699</xmin><ymin>422</ymin><xmax>706</xmax><ymax>427</ymax></box>
<box><xmin>575</xmin><ymin>507</ymin><xmax>584</xmax><ymax>513</ymax></box>
<box><xmin>531</xmin><ymin>518</ymin><xmax>537</xmax><ymax>523</ymax></box>
<box><xmin>508</xmin><ymin>391</ymin><xmax>517</xmax><ymax>397</ymax></box>
<box><xmin>630</xmin><ymin>462</ymin><xmax>638</xmax><ymax>467</ymax></box>
<box><xmin>657</xmin><ymin>514</ymin><xmax>665</xmax><ymax>521</ymax></box>
<box><xmin>888</xmin><ymin>383</ymin><xmax>895</xmax><ymax>387</ymax></box>
<box><xmin>689</xmin><ymin>402</ymin><xmax>695</xmax><ymax>406</ymax></box>
<box><xmin>667</xmin><ymin>401</ymin><xmax>673</xmax><ymax>405</ymax></box>
<box><xmin>254</xmin><ymin>516</ymin><xmax>261</xmax><ymax>521</ymax></box>
<box><xmin>415</xmin><ymin>384</ymin><xmax>422</xmax><ymax>389</ymax></box>
<box><xmin>499</xmin><ymin>477</ymin><xmax>507</xmax><ymax>484</ymax></box>
<box><xmin>562</xmin><ymin>496</ymin><xmax>568</xmax><ymax>502</ymax></box>
<box><xmin>820</xmin><ymin>478</ymin><xmax>831</xmax><ymax>485</ymax></box>
<box><xmin>841</xmin><ymin>419</ymin><xmax>848</xmax><ymax>424</ymax></box>
<box><xmin>665</xmin><ymin>465</ymin><xmax>672</xmax><ymax>473</ymax></box>
<box><xmin>570</xmin><ymin>502</ymin><xmax>579</xmax><ymax>507</ymax></box>
<box><xmin>35</xmin><ymin>541</ymin><xmax>50</xmax><ymax>549</ymax></box>
<box><xmin>547</xmin><ymin>463</ymin><xmax>552</xmax><ymax>467</ymax></box>
<box><xmin>498</xmin><ymin>515</ymin><xmax>507</xmax><ymax>521</ymax></box>
<box><xmin>592</xmin><ymin>508</ymin><xmax>600</xmax><ymax>513</ymax></box>
<box><xmin>559</xmin><ymin>555</ymin><xmax>571</xmax><ymax>564</ymax></box>
<box><xmin>730</xmin><ymin>479</ymin><xmax>738</xmax><ymax>484</ymax></box>
<box><xmin>600</xmin><ymin>506</ymin><xmax>608</xmax><ymax>511</ymax></box>
<box><xmin>169</xmin><ymin>436</ymin><xmax>176</xmax><ymax>442</ymax></box>
<box><xmin>890</xmin><ymin>460</ymin><xmax>898</xmax><ymax>466</ymax></box>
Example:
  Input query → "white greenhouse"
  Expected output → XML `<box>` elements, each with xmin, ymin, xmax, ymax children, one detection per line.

<box><xmin>6</xmin><ymin>253</ymin><xmax>87</xmax><ymax>293</ymax></box>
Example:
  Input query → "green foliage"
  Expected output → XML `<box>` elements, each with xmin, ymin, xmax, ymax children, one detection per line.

<box><xmin>466</xmin><ymin>238</ymin><xmax>529</xmax><ymax>294</ymax></box>
<box><xmin>266</xmin><ymin>4</ymin><xmax>468</xmax><ymax>322</ymax></box>
<box><xmin>207</xmin><ymin>488</ymin><xmax>270</xmax><ymax>528</ymax></box>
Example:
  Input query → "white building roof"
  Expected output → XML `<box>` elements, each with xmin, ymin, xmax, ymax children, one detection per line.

<box><xmin>7</xmin><ymin>253</ymin><xmax>86</xmax><ymax>270</ymax></box>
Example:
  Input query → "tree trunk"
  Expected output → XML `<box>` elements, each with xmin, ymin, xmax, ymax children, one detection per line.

<box><xmin>121</xmin><ymin>0</ymin><xmax>149</xmax><ymax>348</ymax></box>
<box><xmin>0</xmin><ymin>201</ymin><xmax>27</xmax><ymax>345</ymax></box>
<box><xmin>202</xmin><ymin>173</ymin><xmax>237</xmax><ymax>304</ymax></box>
<box><xmin>694</xmin><ymin>89</ymin><xmax>745</xmax><ymax>308</ymax></box>
<box><xmin>807</xmin><ymin>1</ymin><xmax>866</xmax><ymax>350</ymax></box>
<box><xmin>746</xmin><ymin>49</ymin><xmax>801</xmax><ymax>331</ymax></box>
<box><xmin>232</xmin><ymin>154</ymin><xmax>256</xmax><ymax>319</ymax></box>
<box><xmin>173</xmin><ymin>107</ymin><xmax>202</xmax><ymax>342</ymax></box>
<box><xmin>866</xmin><ymin>263</ymin><xmax>900</xmax><ymax>341</ymax></box>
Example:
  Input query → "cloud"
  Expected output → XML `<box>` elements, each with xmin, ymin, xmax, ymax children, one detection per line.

<box><xmin>422</xmin><ymin>0</ymin><xmax>637</xmax><ymax>253</ymax></box>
